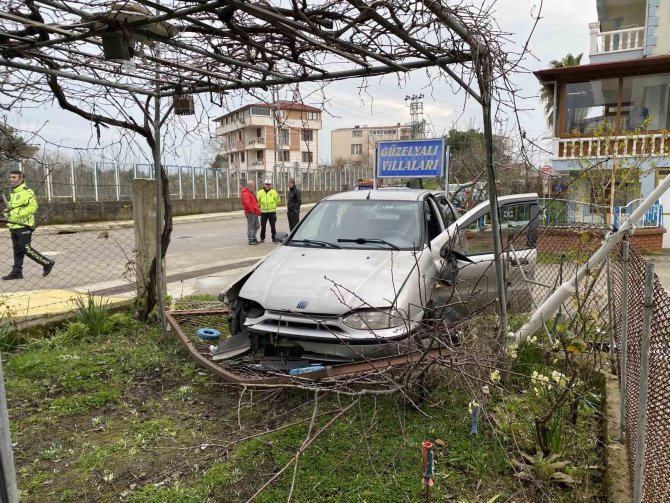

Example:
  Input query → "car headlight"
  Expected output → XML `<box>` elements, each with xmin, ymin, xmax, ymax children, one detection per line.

<box><xmin>342</xmin><ymin>309</ymin><xmax>405</xmax><ymax>330</ymax></box>
<box><xmin>242</xmin><ymin>299</ymin><xmax>265</xmax><ymax>319</ymax></box>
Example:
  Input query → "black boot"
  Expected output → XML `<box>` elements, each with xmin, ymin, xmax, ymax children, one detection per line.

<box><xmin>2</xmin><ymin>272</ymin><xmax>23</xmax><ymax>280</ymax></box>
<box><xmin>43</xmin><ymin>260</ymin><xmax>55</xmax><ymax>277</ymax></box>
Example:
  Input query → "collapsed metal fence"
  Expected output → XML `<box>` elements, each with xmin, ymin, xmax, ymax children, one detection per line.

<box><xmin>18</xmin><ymin>160</ymin><xmax>374</xmax><ymax>202</ymax></box>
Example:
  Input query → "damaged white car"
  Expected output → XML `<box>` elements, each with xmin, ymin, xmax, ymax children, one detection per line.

<box><xmin>216</xmin><ymin>189</ymin><xmax>539</xmax><ymax>363</ymax></box>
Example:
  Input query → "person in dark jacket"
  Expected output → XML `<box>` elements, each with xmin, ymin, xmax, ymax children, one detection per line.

<box><xmin>286</xmin><ymin>178</ymin><xmax>302</xmax><ymax>231</ymax></box>
<box><xmin>240</xmin><ymin>180</ymin><xmax>260</xmax><ymax>245</ymax></box>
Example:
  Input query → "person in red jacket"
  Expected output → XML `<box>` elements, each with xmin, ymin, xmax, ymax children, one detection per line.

<box><xmin>240</xmin><ymin>180</ymin><xmax>261</xmax><ymax>245</ymax></box>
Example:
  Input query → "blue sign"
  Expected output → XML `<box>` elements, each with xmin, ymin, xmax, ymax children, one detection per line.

<box><xmin>377</xmin><ymin>138</ymin><xmax>445</xmax><ymax>178</ymax></box>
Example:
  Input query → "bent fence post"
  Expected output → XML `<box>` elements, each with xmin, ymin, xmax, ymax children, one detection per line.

<box><xmin>633</xmin><ymin>262</ymin><xmax>654</xmax><ymax>502</ymax></box>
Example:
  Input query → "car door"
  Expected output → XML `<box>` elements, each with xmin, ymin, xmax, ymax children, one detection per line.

<box><xmin>429</xmin><ymin>194</ymin><xmax>539</xmax><ymax>315</ymax></box>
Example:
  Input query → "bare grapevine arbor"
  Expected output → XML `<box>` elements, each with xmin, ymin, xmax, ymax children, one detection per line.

<box><xmin>0</xmin><ymin>0</ymin><xmax>516</xmax><ymax>327</ymax></box>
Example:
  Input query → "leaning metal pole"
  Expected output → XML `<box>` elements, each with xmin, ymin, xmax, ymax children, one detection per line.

<box><xmin>515</xmin><ymin>170</ymin><xmax>670</xmax><ymax>341</ymax></box>
<box><xmin>479</xmin><ymin>56</ymin><xmax>507</xmax><ymax>336</ymax></box>
<box><xmin>423</xmin><ymin>0</ymin><xmax>507</xmax><ymax>334</ymax></box>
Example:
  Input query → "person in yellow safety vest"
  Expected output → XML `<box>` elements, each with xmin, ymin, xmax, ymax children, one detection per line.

<box><xmin>2</xmin><ymin>171</ymin><xmax>55</xmax><ymax>280</ymax></box>
<box><xmin>256</xmin><ymin>179</ymin><xmax>281</xmax><ymax>243</ymax></box>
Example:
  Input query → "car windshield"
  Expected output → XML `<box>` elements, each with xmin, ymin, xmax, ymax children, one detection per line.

<box><xmin>288</xmin><ymin>200</ymin><xmax>423</xmax><ymax>250</ymax></box>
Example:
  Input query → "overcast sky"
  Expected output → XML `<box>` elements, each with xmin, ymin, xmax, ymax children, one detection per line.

<box><xmin>6</xmin><ymin>0</ymin><xmax>597</xmax><ymax>167</ymax></box>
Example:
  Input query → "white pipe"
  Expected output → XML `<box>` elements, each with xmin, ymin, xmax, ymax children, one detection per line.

<box><xmin>515</xmin><ymin>170</ymin><xmax>670</xmax><ymax>342</ymax></box>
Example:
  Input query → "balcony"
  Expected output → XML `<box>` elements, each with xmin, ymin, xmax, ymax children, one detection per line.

<box><xmin>589</xmin><ymin>22</ymin><xmax>645</xmax><ymax>63</ymax></box>
<box><xmin>247</xmin><ymin>137</ymin><xmax>266</xmax><ymax>148</ymax></box>
<box><xmin>554</xmin><ymin>133</ymin><xmax>669</xmax><ymax>160</ymax></box>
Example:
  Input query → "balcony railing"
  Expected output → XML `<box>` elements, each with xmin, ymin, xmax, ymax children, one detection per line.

<box><xmin>555</xmin><ymin>133</ymin><xmax>669</xmax><ymax>159</ymax></box>
<box><xmin>590</xmin><ymin>23</ymin><xmax>645</xmax><ymax>55</ymax></box>
<box><xmin>614</xmin><ymin>199</ymin><xmax>663</xmax><ymax>228</ymax></box>
<box><xmin>247</xmin><ymin>137</ymin><xmax>265</xmax><ymax>147</ymax></box>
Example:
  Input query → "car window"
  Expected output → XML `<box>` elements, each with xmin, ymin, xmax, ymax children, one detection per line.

<box><xmin>432</xmin><ymin>194</ymin><xmax>456</xmax><ymax>228</ymax></box>
<box><xmin>464</xmin><ymin>202</ymin><xmax>536</xmax><ymax>255</ymax></box>
<box><xmin>423</xmin><ymin>200</ymin><xmax>443</xmax><ymax>242</ymax></box>
<box><xmin>289</xmin><ymin>200</ymin><xmax>423</xmax><ymax>250</ymax></box>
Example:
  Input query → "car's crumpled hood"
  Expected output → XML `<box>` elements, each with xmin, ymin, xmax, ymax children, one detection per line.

<box><xmin>238</xmin><ymin>245</ymin><xmax>421</xmax><ymax>314</ymax></box>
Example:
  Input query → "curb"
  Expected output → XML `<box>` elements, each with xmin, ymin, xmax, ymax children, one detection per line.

<box><xmin>603</xmin><ymin>372</ymin><xmax>633</xmax><ymax>503</ymax></box>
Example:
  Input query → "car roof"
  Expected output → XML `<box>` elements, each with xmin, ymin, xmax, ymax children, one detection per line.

<box><xmin>324</xmin><ymin>188</ymin><xmax>430</xmax><ymax>202</ymax></box>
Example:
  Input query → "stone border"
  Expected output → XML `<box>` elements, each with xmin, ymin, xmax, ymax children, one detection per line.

<box><xmin>602</xmin><ymin>372</ymin><xmax>633</xmax><ymax>503</ymax></box>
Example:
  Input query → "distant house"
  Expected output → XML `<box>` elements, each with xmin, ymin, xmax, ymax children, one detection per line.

<box><xmin>534</xmin><ymin>0</ymin><xmax>670</xmax><ymax>209</ymax></box>
<box><xmin>213</xmin><ymin>101</ymin><xmax>322</xmax><ymax>181</ymax></box>
<box><xmin>331</xmin><ymin>124</ymin><xmax>412</xmax><ymax>166</ymax></box>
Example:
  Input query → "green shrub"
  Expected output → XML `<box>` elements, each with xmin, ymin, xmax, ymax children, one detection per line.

<box><xmin>72</xmin><ymin>294</ymin><xmax>110</xmax><ymax>336</ymax></box>
<box><xmin>62</xmin><ymin>322</ymin><xmax>90</xmax><ymax>342</ymax></box>
<box><xmin>104</xmin><ymin>312</ymin><xmax>140</xmax><ymax>333</ymax></box>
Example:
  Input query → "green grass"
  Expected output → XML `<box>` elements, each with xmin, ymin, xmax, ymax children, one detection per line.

<box><xmin>4</xmin><ymin>309</ymin><xmax>604</xmax><ymax>502</ymax></box>
<box><xmin>537</xmin><ymin>251</ymin><xmax>591</xmax><ymax>264</ymax></box>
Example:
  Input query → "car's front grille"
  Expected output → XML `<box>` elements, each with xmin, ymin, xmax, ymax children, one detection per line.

<box><xmin>262</xmin><ymin>318</ymin><xmax>345</xmax><ymax>334</ymax></box>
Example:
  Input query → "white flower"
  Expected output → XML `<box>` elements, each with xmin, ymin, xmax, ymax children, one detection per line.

<box><xmin>551</xmin><ymin>370</ymin><xmax>567</xmax><ymax>387</ymax></box>
<box><xmin>506</xmin><ymin>343</ymin><xmax>518</xmax><ymax>359</ymax></box>
<box><xmin>57</xmin><ymin>354</ymin><xmax>81</xmax><ymax>361</ymax></box>
<box><xmin>489</xmin><ymin>370</ymin><xmax>501</xmax><ymax>384</ymax></box>
<box><xmin>528</xmin><ymin>335</ymin><xmax>537</xmax><ymax>344</ymax></box>
<box><xmin>468</xmin><ymin>400</ymin><xmax>480</xmax><ymax>415</ymax></box>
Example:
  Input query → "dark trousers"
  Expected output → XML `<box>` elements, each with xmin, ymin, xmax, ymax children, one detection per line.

<box><xmin>287</xmin><ymin>210</ymin><xmax>300</xmax><ymax>231</ymax></box>
<box><xmin>10</xmin><ymin>228</ymin><xmax>51</xmax><ymax>273</ymax></box>
<box><xmin>260</xmin><ymin>212</ymin><xmax>277</xmax><ymax>241</ymax></box>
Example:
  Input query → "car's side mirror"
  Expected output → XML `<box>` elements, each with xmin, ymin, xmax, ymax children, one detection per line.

<box><xmin>275</xmin><ymin>231</ymin><xmax>289</xmax><ymax>243</ymax></box>
<box><xmin>440</xmin><ymin>243</ymin><xmax>474</xmax><ymax>263</ymax></box>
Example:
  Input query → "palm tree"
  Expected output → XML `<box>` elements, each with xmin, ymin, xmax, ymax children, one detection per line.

<box><xmin>539</xmin><ymin>53</ymin><xmax>583</xmax><ymax>129</ymax></box>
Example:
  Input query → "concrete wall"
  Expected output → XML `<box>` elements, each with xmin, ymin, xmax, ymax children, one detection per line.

<box><xmin>38</xmin><ymin>190</ymin><xmax>338</xmax><ymax>225</ymax></box>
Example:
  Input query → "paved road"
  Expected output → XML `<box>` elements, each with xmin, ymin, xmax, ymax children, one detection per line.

<box><xmin>2</xmin><ymin>210</ymin><xmax>670</xmax><ymax>304</ymax></box>
<box><xmin>0</xmin><ymin>211</ymin><xmax>291</xmax><ymax>295</ymax></box>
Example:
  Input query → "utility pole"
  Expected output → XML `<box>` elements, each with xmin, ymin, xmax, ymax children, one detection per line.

<box><xmin>405</xmin><ymin>94</ymin><xmax>425</xmax><ymax>189</ymax></box>
<box><xmin>272</xmin><ymin>86</ymin><xmax>279</xmax><ymax>186</ymax></box>
<box><xmin>405</xmin><ymin>94</ymin><xmax>425</xmax><ymax>140</ymax></box>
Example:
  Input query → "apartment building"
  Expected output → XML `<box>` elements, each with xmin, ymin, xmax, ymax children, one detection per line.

<box><xmin>213</xmin><ymin>101</ymin><xmax>321</xmax><ymax>179</ymax></box>
<box><xmin>331</xmin><ymin>124</ymin><xmax>412</xmax><ymax>165</ymax></box>
<box><xmin>534</xmin><ymin>0</ymin><xmax>670</xmax><ymax>208</ymax></box>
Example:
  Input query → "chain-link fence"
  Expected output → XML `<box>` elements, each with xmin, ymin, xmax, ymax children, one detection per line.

<box><xmin>0</xmin><ymin>223</ymin><xmax>135</xmax><ymax>321</ymax></box>
<box><xmin>608</xmin><ymin>244</ymin><xmax>670</xmax><ymax>502</ymax></box>
<box><xmin>18</xmin><ymin>159</ymin><xmax>373</xmax><ymax>202</ymax></box>
<box><xmin>502</xmin><ymin>214</ymin><xmax>670</xmax><ymax>500</ymax></box>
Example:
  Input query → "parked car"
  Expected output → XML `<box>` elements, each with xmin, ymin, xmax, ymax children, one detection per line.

<box><xmin>216</xmin><ymin>189</ymin><xmax>539</xmax><ymax>362</ymax></box>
